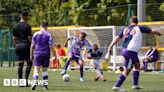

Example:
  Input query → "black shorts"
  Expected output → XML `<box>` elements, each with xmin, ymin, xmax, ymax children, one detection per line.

<box><xmin>15</xmin><ymin>43</ymin><xmax>30</xmax><ymax>61</ymax></box>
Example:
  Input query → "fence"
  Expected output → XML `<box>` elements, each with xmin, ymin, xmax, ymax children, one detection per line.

<box><xmin>0</xmin><ymin>29</ymin><xmax>16</xmax><ymax>67</ymax></box>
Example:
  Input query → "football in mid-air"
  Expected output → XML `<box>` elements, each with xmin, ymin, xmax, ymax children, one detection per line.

<box><xmin>63</xmin><ymin>74</ymin><xmax>70</xmax><ymax>81</ymax></box>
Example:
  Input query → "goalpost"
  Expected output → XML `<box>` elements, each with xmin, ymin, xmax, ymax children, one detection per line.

<box><xmin>67</xmin><ymin>26</ymin><xmax>118</xmax><ymax>70</ymax></box>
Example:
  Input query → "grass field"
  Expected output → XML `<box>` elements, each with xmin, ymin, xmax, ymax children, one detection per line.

<box><xmin>0</xmin><ymin>67</ymin><xmax>164</xmax><ymax>92</ymax></box>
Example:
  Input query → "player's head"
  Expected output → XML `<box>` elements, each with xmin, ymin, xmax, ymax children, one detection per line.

<box><xmin>79</xmin><ymin>32</ymin><xmax>87</xmax><ymax>40</ymax></box>
<box><xmin>20</xmin><ymin>11</ymin><xmax>29</xmax><ymax>21</ymax></box>
<box><xmin>130</xmin><ymin>16</ymin><xmax>138</xmax><ymax>25</ymax></box>
<box><xmin>56</xmin><ymin>44</ymin><xmax>61</xmax><ymax>49</ymax></box>
<box><xmin>93</xmin><ymin>44</ymin><xmax>98</xmax><ymax>51</ymax></box>
<box><xmin>40</xmin><ymin>20</ymin><xmax>48</xmax><ymax>30</ymax></box>
<box><xmin>149</xmin><ymin>44</ymin><xmax>153</xmax><ymax>49</ymax></box>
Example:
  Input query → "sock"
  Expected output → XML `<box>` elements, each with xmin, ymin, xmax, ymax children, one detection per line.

<box><xmin>18</xmin><ymin>63</ymin><xmax>24</xmax><ymax>79</ymax></box>
<box><xmin>42</xmin><ymin>71</ymin><xmax>48</xmax><ymax>86</ymax></box>
<box><xmin>143</xmin><ymin>60</ymin><xmax>148</xmax><ymax>71</ymax></box>
<box><xmin>25</xmin><ymin>61</ymin><xmax>32</xmax><ymax>80</ymax></box>
<box><xmin>64</xmin><ymin>60</ymin><xmax>70</xmax><ymax>71</ymax></box>
<box><xmin>95</xmin><ymin>69</ymin><xmax>103</xmax><ymax>78</ymax></box>
<box><xmin>80</xmin><ymin>65</ymin><xmax>83</xmax><ymax>78</ymax></box>
<box><xmin>115</xmin><ymin>73</ymin><xmax>127</xmax><ymax>87</ymax></box>
<box><xmin>42</xmin><ymin>71</ymin><xmax>48</xmax><ymax>80</ymax></box>
<box><xmin>33</xmin><ymin>68</ymin><xmax>39</xmax><ymax>80</ymax></box>
<box><xmin>133</xmin><ymin>70</ymin><xmax>139</xmax><ymax>85</ymax></box>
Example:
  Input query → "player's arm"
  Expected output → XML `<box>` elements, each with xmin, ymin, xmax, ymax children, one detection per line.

<box><xmin>12</xmin><ymin>36</ymin><xmax>16</xmax><ymax>46</ymax></box>
<box><xmin>50</xmin><ymin>45</ymin><xmax>57</xmax><ymax>60</ymax></box>
<box><xmin>49</xmin><ymin>34</ymin><xmax>57</xmax><ymax>60</ymax></box>
<box><xmin>12</xmin><ymin>26</ymin><xmax>16</xmax><ymax>46</ymax></box>
<box><xmin>150</xmin><ymin>30</ymin><xmax>161</xmax><ymax>36</ymax></box>
<box><xmin>27</xmin><ymin>26</ymin><xmax>32</xmax><ymax>43</ymax></box>
<box><xmin>30</xmin><ymin>33</ymin><xmax>36</xmax><ymax>61</ymax></box>
<box><xmin>64</xmin><ymin>37</ymin><xmax>72</xmax><ymax>47</ymax></box>
<box><xmin>140</xmin><ymin>26</ymin><xmax>161</xmax><ymax>36</ymax></box>
<box><xmin>30</xmin><ymin>43</ymin><xmax>35</xmax><ymax>61</ymax></box>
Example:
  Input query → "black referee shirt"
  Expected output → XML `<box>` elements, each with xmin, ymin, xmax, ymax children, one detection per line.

<box><xmin>13</xmin><ymin>22</ymin><xmax>32</xmax><ymax>44</ymax></box>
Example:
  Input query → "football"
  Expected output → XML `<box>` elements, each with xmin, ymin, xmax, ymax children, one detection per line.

<box><xmin>63</xmin><ymin>74</ymin><xmax>70</xmax><ymax>81</ymax></box>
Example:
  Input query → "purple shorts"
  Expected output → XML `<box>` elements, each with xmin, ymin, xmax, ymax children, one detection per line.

<box><xmin>122</xmin><ymin>48</ymin><xmax>139</xmax><ymax>69</ymax></box>
<box><xmin>34</xmin><ymin>53</ymin><xmax>50</xmax><ymax>67</ymax></box>
<box><xmin>68</xmin><ymin>49</ymin><xmax>82</xmax><ymax>64</ymax></box>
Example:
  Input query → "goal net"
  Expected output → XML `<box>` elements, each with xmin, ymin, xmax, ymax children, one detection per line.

<box><xmin>67</xmin><ymin>26</ymin><xmax>122</xmax><ymax>70</ymax></box>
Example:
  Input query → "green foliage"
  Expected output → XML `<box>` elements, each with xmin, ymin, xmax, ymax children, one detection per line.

<box><xmin>160</xmin><ymin>2</ymin><xmax>164</xmax><ymax>11</ymax></box>
<box><xmin>0</xmin><ymin>0</ymin><xmax>163</xmax><ymax>27</ymax></box>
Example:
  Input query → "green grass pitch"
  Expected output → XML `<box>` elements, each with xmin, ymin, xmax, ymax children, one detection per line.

<box><xmin>0</xmin><ymin>67</ymin><xmax>164</xmax><ymax>92</ymax></box>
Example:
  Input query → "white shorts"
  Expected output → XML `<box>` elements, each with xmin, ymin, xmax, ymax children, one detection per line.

<box><xmin>90</xmin><ymin>59</ymin><xmax>102</xmax><ymax>69</ymax></box>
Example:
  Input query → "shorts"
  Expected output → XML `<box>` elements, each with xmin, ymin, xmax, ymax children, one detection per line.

<box><xmin>15</xmin><ymin>43</ymin><xmax>30</xmax><ymax>61</ymax></box>
<box><xmin>122</xmin><ymin>48</ymin><xmax>139</xmax><ymax>69</ymax></box>
<box><xmin>34</xmin><ymin>53</ymin><xmax>50</xmax><ymax>67</ymax></box>
<box><xmin>68</xmin><ymin>49</ymin><xmax>82</xmax><ymax>64</ymax></box>
<box><xmin>90</xmin><ymin>59</ymin><xmax>102</xmax><ymax>69</ymax></box>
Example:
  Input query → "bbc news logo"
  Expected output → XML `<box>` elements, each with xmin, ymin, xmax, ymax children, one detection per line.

<box><xmin>3</xmin><ymin>79</ymin><xmax>48</xmax><ymax>86</ymax></box>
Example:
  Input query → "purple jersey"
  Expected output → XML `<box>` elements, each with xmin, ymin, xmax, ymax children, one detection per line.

<box><xmin>69</xmin><ymin>36</ymin><xmax>91</xmax><ymax>56</ymax></box>
<box><xmin>145</xmin><ymin>47</ymin><xmax>158</xmax><ymax>61</ymax></box>
<box><xmin>32</xmin><ymin>30</ymin><xmax>53</xmax><ymax>55</ymax></box>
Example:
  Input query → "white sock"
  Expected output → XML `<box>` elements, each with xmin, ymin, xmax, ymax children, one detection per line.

<box><xmin>95</xmin><ymin>69</ymin><xmax>103</xmax><ymax>78</ymax></box>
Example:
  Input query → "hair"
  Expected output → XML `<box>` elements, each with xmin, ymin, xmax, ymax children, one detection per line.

<box><xmin>20</xmin><ymin>11</ymin><xmax>29</xmax><ymax>16</ymax></box>
<box><xmin>56</xmin><ymin>44</ymin><xmax>61</xmax><ymax>48</ymax></box>
<box><xmin>81</xmin><ymin>32</ymin><xmax>87</xmax><ymax>37</ymax></box>
<box><xmin>40</xmin><ymin>20</ymin><xmax>48</xmax><ymax>27</ymax></box>
<box><xmin>93</xmin><ymin>44</ymin><xmax>98</xmax><ymax>48</ymax></box>
<box><xmin>130</xmin><ymin>16</ymin><xmax>138</xmax><ymax>24</ymax></box>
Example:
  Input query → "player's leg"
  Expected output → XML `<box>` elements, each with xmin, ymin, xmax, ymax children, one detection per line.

<box><xmin>132</xmin><ymin>63</ymin><xmax>143</xmax><ymax>89</ymax></box>
<box><xmin>91</xmin><ymin>60</ymin><xmax>103</xmax><ymax>81</ymax></box>
<box><xmin>41</xmin><ymin>57</ymin><xmax>50</xmax><ymax>91</ymax></box>
<box><xmin>92</xmin><ymin>62</ymin><xmax>100</xmax><ymax>81</ymax></box>
<box><xmin>132</xmin><ymin>58</ymin><xmax>143</xmax><ymax>89</ymax></box>
<box><xmin>24</xmin><ymin>44</ymin><xmax>32</xmax><ymax>86</ymax></box>
<box><xmin>79</xmin><ymin>60</ymin><xmax>84</xmax><ymax>81</ymax></box>
<box><xmin>31</xmin><ymin>66</ymin><xmax>41</xmax><ymax>90</ymax></box>
<box><xmin>75</xmin><ymin>56</ymin><xmax>84</xmax><ymax>81</ymax></box>
<box><xmin>18</xmin><ymin>61</ymin><xmax>24</xmax><ymax>79</ymax></box>
<box><xmin>60</xmin><ymin>56</ymin><xmax>73</xmax><ymax>75</ymax></box>
<box><xmin>61</xmin><ymin>50</ymin><xmax>74</xmax><ymax>75</ymax></box>
<box><xmin>42</xmin><ymin>67</ymin><xmax>48</xmax><ymax>90</ymax></box>
<box><xmin>113</xmin><ymin>50</ymin><xmax>132</xmax><ymax>91</ymax></box>
<box><xmin>15</xmin><ymin>44</ymin><xmax>24</xmax><ymax>80</ymax></box>
<box><xmin>31</xmin><ymin>54</ymin><xmax>42</xmax><ymax>90</ymax></box>
<box><xmin>99</xmin><ymin>68</ymin><xmax>106</xmax><ymax>81</ymax></box>
<box><xmin>143</xmin><ymin>57</ymin><xmax>153</xmax><ymax>71</ymax></box>
<box><xmin>113</xmin><ymin>66</ymin><xmax>132</xmax><ymax>90</ymax></box>
<box><xmin>98</xmin><ymin>61</ymin><xmax>106</xmax><ymax>81</ymax></box>
<box><xmin>143</xmin><ymin>56</ymin><xmax>150</xmax><ymax>71</ymax></box>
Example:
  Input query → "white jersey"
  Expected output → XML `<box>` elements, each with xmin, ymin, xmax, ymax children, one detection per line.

<box><xmin>118</xmin><ymin>25</ymin><xmax>151</xmax><ymax>52</ymax></box>
<box><xmin>126</xmin><ymin>26</ymin><xmax>142</xmax><ymax>52</ymax></box>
